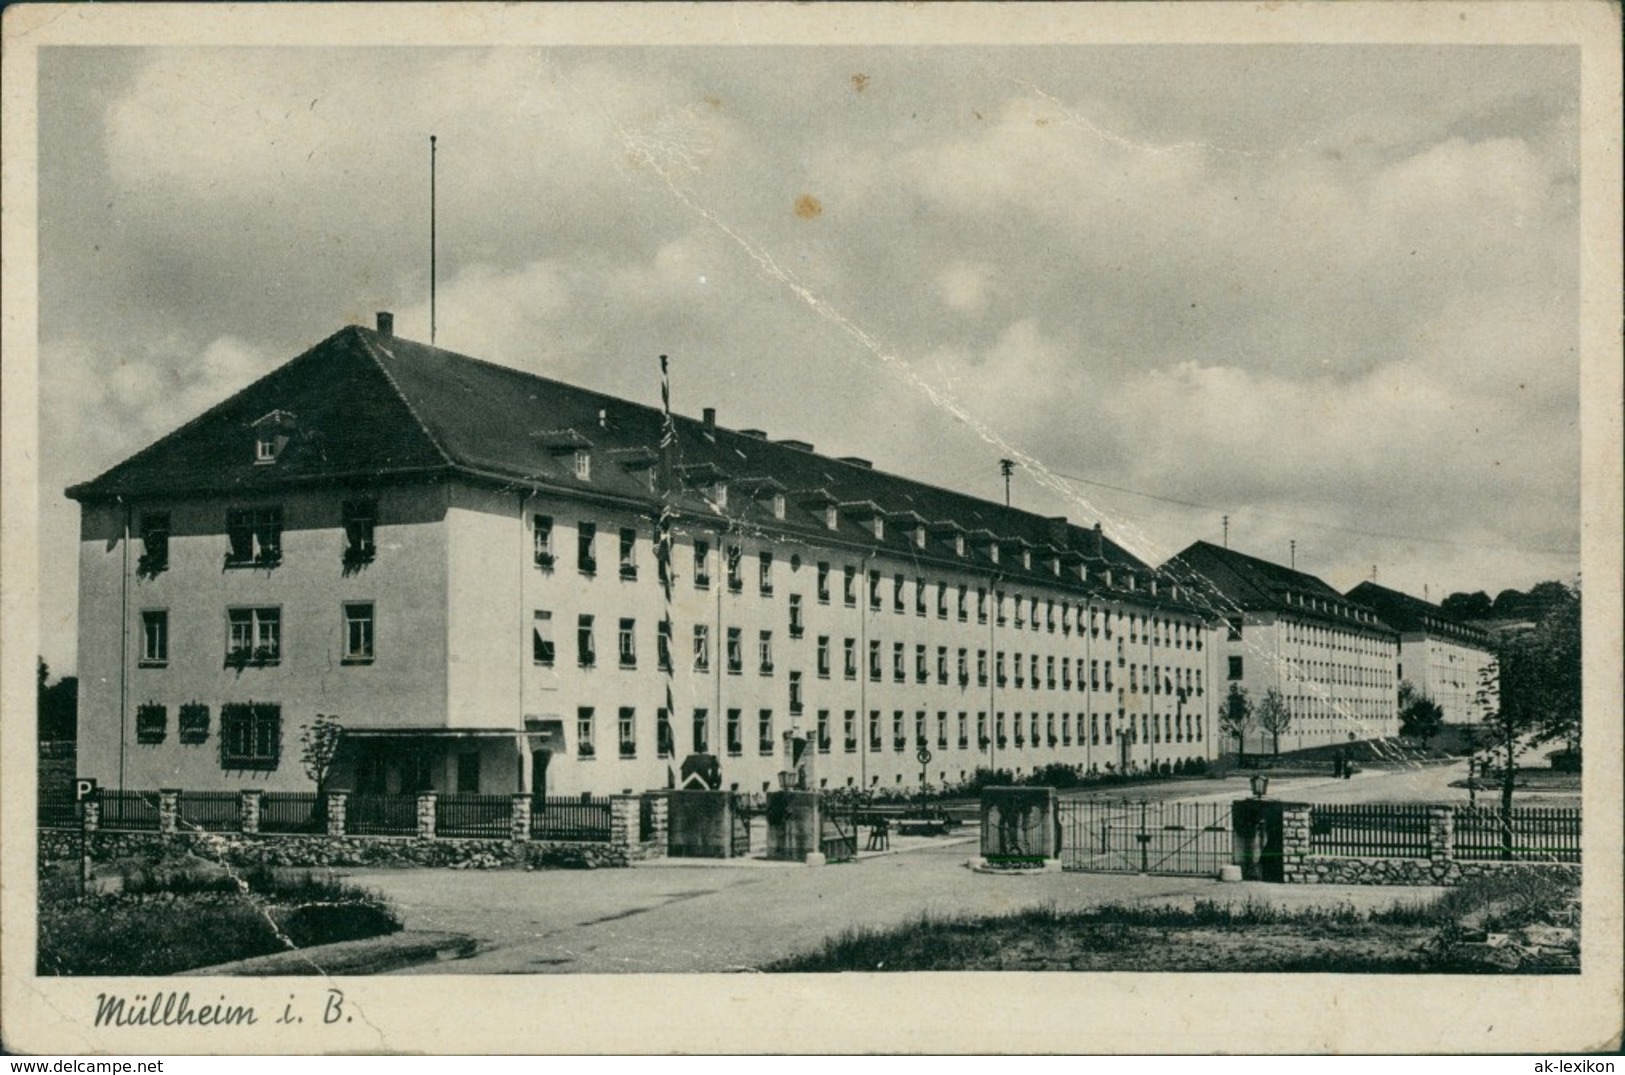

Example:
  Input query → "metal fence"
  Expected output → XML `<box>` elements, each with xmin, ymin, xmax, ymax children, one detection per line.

<box><xmin>259</xmin><ymin>792</ymin><xmax>321</xmax><ymax>834</ymax></box>
<box><xmin>1058</xmin><ymin>798</ymin><xmax>1232</xmax><ymax>876</ymax></box>
<box><xmin>436</xmin><ymin>793</ymin><xmax>514</xmax><ymax>838</ymax></box>
<box><xmin>820</xmin><ymin>804</ymin><xmax>859</xmax><ymax>862</ymax></box>
<box><xmin>1452</xmin><ymin>805</ymin><xmax>1580</xmax><ymax>863</ymax></box>
<box><xmin>99</xmin><ymin>791</ymin><xmax>161</xmax><ymax>831</ymax></box>
<box><xmin>530</xmin><ymin>795</ymin><xmax>611</xmax><ymax>841</ymax></box>
<box><xmin>39</xmin><ymin>786</ymin><xmax>79</xmax><ymax>827</ymax></box>
<box><xmin>176</xmin><ymin>791</ymin><xmax>240</xmax><ymax>832</ymax></box>
<box><xmin>1309</xmin><ymin>803</ymin><xmax>1433</xmax><ymax>858</ymax></box>
<box><xmin>345</xmin><ymin>794</ymin><xmax>418</xmax><ymax>836</ymax></box>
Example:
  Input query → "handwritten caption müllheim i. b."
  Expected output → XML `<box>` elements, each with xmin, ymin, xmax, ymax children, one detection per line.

<box><xmin>93</xmin><ymin>989</ymin><xmax>355</xmax><ymax>1028</ymax></box>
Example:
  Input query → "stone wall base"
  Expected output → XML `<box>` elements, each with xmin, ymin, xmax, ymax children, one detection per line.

<box><xmin>39</xmin><ymin>829</ymin><xmax>629</xmax><ymax>871</ymax></box>
<box><xmin>1283</xmin><ymin>855</ymin><xmax>1580</xmax><ymax>887</ymax></box>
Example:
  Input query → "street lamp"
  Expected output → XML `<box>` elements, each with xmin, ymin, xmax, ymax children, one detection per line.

<box><xmin>1249</xmin><ymin>773</ymin><xmax>1270</xmax><ymax>799</ymax></box>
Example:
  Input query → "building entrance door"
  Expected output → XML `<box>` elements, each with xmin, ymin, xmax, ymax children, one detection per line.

<box><xmin>531</xmin><ymin>749</ymin><xmax>551</xmax><ymax>798</ymax></box>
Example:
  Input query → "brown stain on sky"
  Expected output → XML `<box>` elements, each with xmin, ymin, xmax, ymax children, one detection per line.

<box><xmin>794</xmin><ymin>194</ymin><xmax>823</xmax><ymax>220</ymax></box>
<box><xmin>851</xmin><ymin>74</ymin><xmax>869</xmax><ymax>93</ymax></box>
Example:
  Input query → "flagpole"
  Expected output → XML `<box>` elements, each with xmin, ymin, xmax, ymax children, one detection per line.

<box><xmin>658</xmin><ymin>355</ymin><xmax>677</xmax><ymax>786</ymax></box>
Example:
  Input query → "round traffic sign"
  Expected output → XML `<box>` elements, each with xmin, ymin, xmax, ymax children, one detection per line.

<box><xmin>916</xmin><ymin>747</ymin><xmax>933</xmax><ymax>765</ymax></box>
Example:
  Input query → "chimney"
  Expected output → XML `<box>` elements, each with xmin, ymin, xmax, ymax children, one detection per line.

<box><xmin>1046</xmin><ymin>515</ymin><xmax>1069</xmax><ymax>548</ymax></box>
<box><xmin>375</xmin><ymin>311</ymin><xmax>394</xmax><ymax>336</ymax></box>
<box><xmin>702</xmin><ymin>408</ymin><xmax>716</xmax><ymax>435</ymax></box>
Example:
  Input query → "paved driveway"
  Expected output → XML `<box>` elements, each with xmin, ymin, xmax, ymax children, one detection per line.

<box><xmin>342</xmin><ymin>839</ymin><xmax>1442</xmax><ymax>975</ymax></box>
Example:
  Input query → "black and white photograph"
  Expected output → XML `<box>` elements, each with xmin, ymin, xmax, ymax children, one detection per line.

<box><xmin>2</xmin><ymin>1</ymin><xmax>1620</xmax><ymax>1056</ymax></box>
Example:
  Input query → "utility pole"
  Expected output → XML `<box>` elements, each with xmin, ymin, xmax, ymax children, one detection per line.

<box><xmin>429</xmin><ymin>135</ymin><xmax>438</xmax><ymax>345</ymax></box>
<box><xmin>1222</xmin><ymin>514</ymin><xmax>1229</xmax><ymax>549</ymax></box>
<box><xmin>999</xmin><ymin>459</ymin><xmax>1014</xmax><ymax>506</ymax></box>
<box><xmin>1290</xmin><ymin>540</ymin><xmax>1296</xmax><ymax>571</ymax></box>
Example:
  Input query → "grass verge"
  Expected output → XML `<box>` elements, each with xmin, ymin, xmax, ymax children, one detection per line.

<box><xmin>38</xmin><ymin>863</ymin><xmax>401</xmax><ymax>976</ymax></box>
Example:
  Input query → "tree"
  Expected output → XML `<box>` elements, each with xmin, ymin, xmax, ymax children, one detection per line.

<box><xmin>1220</xmin><ymin>684</ymin><xmax>1255</xmax><ymax>765</ymax></box>
<box><xmin>299</xmin><ymin>713</ymin><xmax>344</xmax><ymax>795</ymax></box>
<box><xmin>1256</xmin><ymin>687</ymin><xmax>1291</xmax><ymax>756</ymax></box>
<box><xmin>1398</xmin><ymin>687</ymin><xmax>1444</xmax><ymax>746</ymax></box>
<box><xmin>37</xmin><ymin>658</ymin><xmax>77</xmax><ymax>742</ymax></box>
<box><xmin>1474</xmin><ymin>583</ymin><xmax>1581</xmax><ymax>828</ymax></box>
<box><xmin>1441</xmin><ymin>590</ymin><xmax>1493</xmax><ymax>620</ymax></box>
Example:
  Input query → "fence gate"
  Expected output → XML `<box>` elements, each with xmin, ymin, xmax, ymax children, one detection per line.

<box><xmin>1059</xmin><ymin>798</ymin><xmax>1232</xmax><ymax>876</ymax></box>
<box><xmin>820</xmin><ymin>802</ymin><xmax>858</xmax><ymax>862</ymax></box>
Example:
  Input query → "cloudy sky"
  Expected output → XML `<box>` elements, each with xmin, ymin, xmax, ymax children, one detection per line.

<box><xmin>35</xmin><ymin>42</ymin><xmax>1581</xmax><ymax>672</ymax></box>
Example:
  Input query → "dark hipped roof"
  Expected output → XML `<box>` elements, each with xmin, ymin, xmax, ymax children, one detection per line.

<box><xmin>1161</xmin><ymin>540</ymin><xmax>1393</xmax><ymax>636</ymax></box>
<box><xmin>1346</xmin><ymin>581</ymin><xmax>1495</xmax><ymax>650</ymax></box>
<box><xmin>68</xmin><ymin>324</ymin><xmax>1209</xmax><ymax>614</ymax></box>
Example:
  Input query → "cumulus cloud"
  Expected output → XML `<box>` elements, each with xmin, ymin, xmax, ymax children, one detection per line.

<box><xmin>34</xmin><ymin>44</ymin><xmax>1582</xmax><ymax>670</ymax></box>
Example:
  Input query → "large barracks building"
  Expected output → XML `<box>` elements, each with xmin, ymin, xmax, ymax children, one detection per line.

<box><xmin>69</xmin><ymin>319</ymin><xmax>1229</xmax><ymax>799</ymax></box>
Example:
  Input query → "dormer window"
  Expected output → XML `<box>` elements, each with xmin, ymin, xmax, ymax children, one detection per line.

<box><xmin>1021</xmin><ymin>549</ymin><xmax>1032</xmax><ymax>570</ymax></box>
<box><xmin>712</xmin><ymin>484</ymin><xmax>729</xmax><ymax>510</ymax></box>
<box><xmin>250</xmin><ymin>410</ymin><xmax>297</xmax><ymax>465</ymax></box>
<box><xmin>871</xmin><ymin>517</ymin><xmax>884</xmax><ymax>540</ymax></box>
<box><xmin>913</xmin><ymin>526</ymin><xmax>926</xmax><ymax>549</ymax></box>
<box><xmin>574</xmin><ymin>449</ymin><xmax>591</xmax><ymax>481</ymax></box>
<box><xmin>954</xmin><ymin>534</ymin><xmax>965</xmax><ymax>557</ymax></box>
<box><xmin>989</xmin><ymin>544</ymin><xmax>1000</xmax><ymax>564</ymax></box>
<box><xmin>825</xmin><ymin>505</ymin><xmax>838</xmax><ymax>530</ymax></box>
<box><xmin>773</xmin><ymin>493</ymin><xmax>786</xmax><ymax>521</ymax></box>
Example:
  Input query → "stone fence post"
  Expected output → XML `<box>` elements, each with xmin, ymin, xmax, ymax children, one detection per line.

<box><xmin>82</xmin><ymin>796</ymin><xmax>101</xmax><ymax>833</ymax></box>
<box><xmin>609</xmin><ymin>794</ymin><xmax>640</xmax><ymax>852</ymax></box>
<box><xmin>240</xmin><ymin>790</ymin><xmax>263</xmax><ymax>835</ymax></box>
<box><xmin>510</xmin><ymin>793</ymin><xmax>532</xmax><ymax>842</ymax></box>
<box><xmin>1279</xmin><ymin>804</ymin><xmax>1312</xmax><ymax>883</ymax></box>
<box><xmin>417</xmin><ymin>791</ymin><xmax>438</xmax><ymax>839</ymax></box>
<box><xmin>158</xmin><ymin>789</ymin><xmax>181</xmax><ymax>835</ymax></box>
<box><xmin>325</xmin><ymin>791</ymin><xmax>348</xmax><ymax>837</ymax></box>
<box><xmin>643</xmin><ymin>792</ymin><xmax>669</xmax><ymax>858</ymax></box>
<box><xmin>1428</xmin><ymin>804</ymin><xmax>1455</xmax><ymax>862</ymax></box>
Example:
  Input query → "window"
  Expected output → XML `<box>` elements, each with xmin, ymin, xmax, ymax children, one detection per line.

<box><xmin>937</xmin><ymin>646</ymin><xmax>949</xmax><ymax>684</ymax></box>
<box><xmin>726</xmin><ymin>627</ymin><xmax>743</xmax><ymax>673</ymax></box>
<box><xmin>915</xmin><ymin>644</ymin><xmax>929</xmax><ymax>683</ymax></box>
<box><xmin>1012</xmin><ymin>652</ymin><xmax>1022</xmax><ymax>687</ymax></box>
<box><xmin>757</xmin><ymin>709</ymin><xmax>774</xmax><ymax>755</ymax></box>
<box><xmin>693</xmin><ymin>624</ymin><xmax>711</xmax><ymax>671</ymax></box>
<box><xmin>817</xmin><ymin>636</ymin><xmax>831</xmax><ymax>678</ymax></box>
<box><xmin>816</xmin><ymin>710</ymin><xmax>831</xmax><ymax>753</ymax></box>
<box><xmin>893</xmin><ymin>642</ymin><xmax>905</xmax><ymax>682</ymax></box>
<box><xmin>343</xmin><ymin>499</ymin><xmax>377</xmax><ymax>570</ymax></box>
<box><xmin>869</xmin><ymin>640</ymin><xmax>882</xmax><ymax>681</ymax></box>
<box><xmin>843</xmin><ymin>711</ymin><xmax>858</xmax><ymax>753</ymax></box>
<box><xmin>178</xmin><ymin>702</ymin><xmax>209</xmax><ymax>745</ymax></box>
<box><xmin>225</xmin><ymin>507</ymin><xmax>282</xmax><ymax>568</ymax></box>
<box><xmin>694</xmin><ymin>541</ymin><xmax>711</xmax><ymax>588</ymax></box>
<box><xmin>915</xmin><ymin>577</ymin><xmax>927</xmax><ymax>617</ymax></box>
<box><xmin>574</xmin><ymin>448</ymin><xmax>591</xmax><ymax>481</ymax></box>
<box><xmin>978</xmin><ymin>649</ymin><xmax>988</xmax><ymax>686</ymax></box>
<box><xmin>618</xmin><ymin>708</ymin><xmax>637</xmax><ymax>757</ymax></box>
<box><xmin>958</xmin><ymin>712</ymin><xmax>969</xmax><ymax>748</ymax></box>
<box><xmin>692</xmin><ymin>709</ymin><xmax>709</xmax><ymax>754</ymax></box>
<box><xmin>227</xmin><ymin>607</ymin><xmax>280</xmax><ymax>666</ymax></box>
<box><xmin>816</xmin><ymin>562</ymin><xmax>831</xmax><ymax>603</ymax></box>
<box><xmin>533</xmin><ymin>515</ymin><xmax>555</xmax><ymax>567</ymax></box>
<box><xmin>937</xmin><ymin>582</ymin><xmax>948</xmax><ymax>619</ymax></box>
<box><xmin>219</xmin><ymin>702</ymin><xmax>280</xmax><ymax>770</ymax></box>
<box><xmin>937</xmin><ymin>711</ymin><xmax>948</xmax><ymax>748</ymax></box>
<box><xmin>619</xmin><ymin>528</ymin><xmax>638</xmax><ymax>579</ymax></box>
<box><xmin>614</xmin><ymin>620</ymin><xmax>633</xmax><ymax>669</ymax></box>
<box><xmin>758</xmin><ymin>630</ymin><xmax>774</xmax><ymax>675</ymax></box>
<box><xmin>869</xmin><ymin>570</ymin><xmax>881</xmax><ymax>610</ymax></box>
<box><xmin>996</xmin><ymin>591</ymin><xmax>1006</xmax><ymax>626</ymax></box>
<box><xmin>1229</xmin><ymin>656</ymin><xmax>1244</xmax><ymax>680</ymax></box>
<box><xmin>843</xmin><ymin>565</ymin><xmax>857</xmax><ymax>607</ymax></box>
<box><xmin>727</xmin><ymin>546</ymin><xmax>743</xmax><ymax>591</ymax></box>
<box><xmin>978</xmin><ymin>712</ymin><xmax>989</xmax><ymax>747</ymax></box>
<box><xmin>789</xmin><ymin>672</ymin><xmax>804</xmax><ymax>714</ymax></box>
<box><xmin>137</xmin><ymin>512</ymin><xmax>170</xmax><ymax>576</ymax></box>
<box><xmin>893</xmin><ymin>711</ymin><xmax>906</xmax><ymax>751</ymax></box>
<box><xmin>577</xmin><ymin>707</ymin><xmax>596</xmax><ymax>757</ymax></box>
<box><xmin>958</xmin><ymin>648</ymin><xmax>969</xmax><ymax>685</ymax></box>
<box><xmin>140</xmin><ymin>610</ymin><xmax>168</xmax><ymax>666</ymax></box>
<box><xmin>976</xmin><ymin>587</ymin><xmax>987</xmax><ymax>624</ymax></box>
<box><xmin>869</xmin><ymin>711</ymin><xmax>882</xmax><ymax>751</ymax></box>
<box><xmin>1046</xmin><ymin>656</ymin><xmax>1056</xmax><ymax>690</ymax></box>
<box><xmin>658</xmin><ymin>619</ymin><xmax>673</xmax><ymax>671</ymax></box>
<box><xmin>759</xmin><ymin>552</ymin><xmax>774</xmax><ymax>595</ymax></box>
<box><xmin>1227</xmin><ymin>617</ymin><xmax>1243</xmax><ymax>641</ymax></box>
<box><xmin>578</xmin><ymin>522</ymin><xmax>597</xmax><ymax>574</ymax></box>
<box><xmin>578</xmin><ymin>615</ymin><xmax>596</xmax><ymax>667</ymax></box>
<box><xmin>789</xmin><ymin>594</ymin><xmax>804</xmax><ymax>637</ymax></box>
<box><xmin>136</xmin><ymin>702</ymin><xmax>167</xmax><ymax>744</ymax></box>
<box><xmin>1014</xmin><ymin>598</ymin><xmax>1024</xmax><ymax>629</ymax></box>
<box><xmin>344</xmin><ymin>602</ymin><xmax>375</xmax><ymax>663</ymax></box>
<box><xmin>893</xmin><ymin>574</ymin><xmax>905</xmax><ymax>613</ymax></box>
